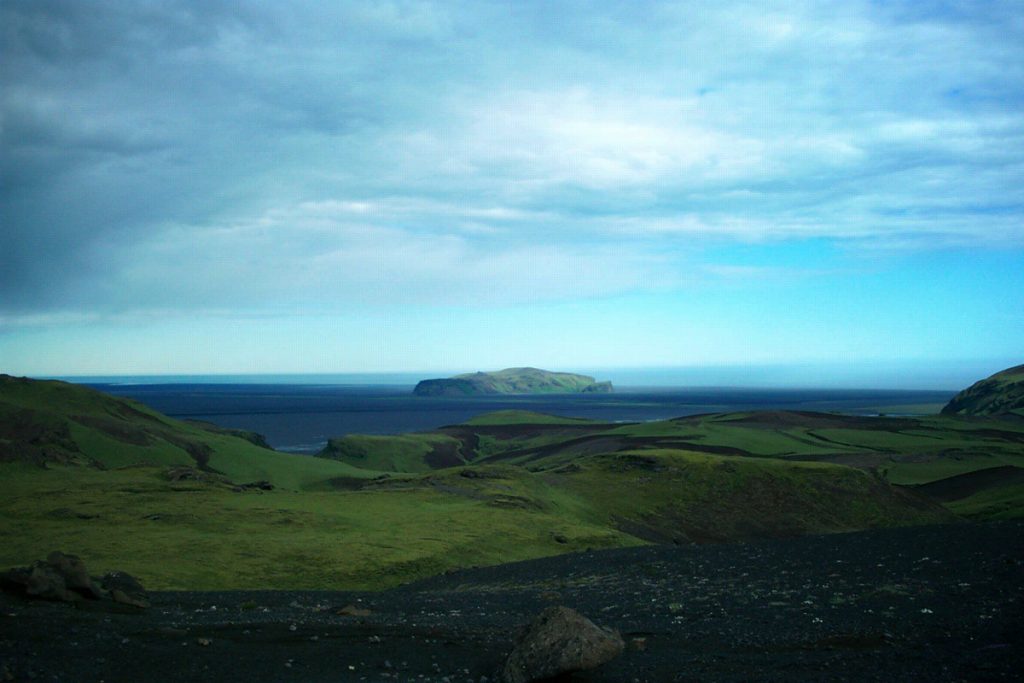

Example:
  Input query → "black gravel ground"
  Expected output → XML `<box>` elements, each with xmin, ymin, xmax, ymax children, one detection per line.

<box><xmin>2</xmin><ymin>521</ymin><xmax>1022</xmax><ymax>682</ymax></box>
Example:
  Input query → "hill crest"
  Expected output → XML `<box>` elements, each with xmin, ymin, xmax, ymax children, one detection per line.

<box><xmin>941</xmin><ymin>363</ymin><xmax>1024</xmax><ymax>418</ymax></box>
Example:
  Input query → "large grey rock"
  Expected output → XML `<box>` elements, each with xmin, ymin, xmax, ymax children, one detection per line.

<box><xmin>46</xmin><ymin>551</ymin><xmax>103</xmax><ymax>597</ymax></box>
<box><xmin>2</xmin><ymin>563</ymin><xmax>77</xmax><ymax>602</ymax></box>
<box><xmin>1</xmin><ymin>552</ymin><xmax>103</xmax><ymax>601</ymax></box>
<box><xmin>498</xmin><ymin>606</ymin><xmax>624</xmax><ymax>683</ymax></box>
<box><xmin>1</xmin><ymin>552</ymin><xmax>147</xmax><ymax>608</ymax></box>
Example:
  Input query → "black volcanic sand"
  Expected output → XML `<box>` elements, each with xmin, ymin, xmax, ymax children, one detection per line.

<box><xmin>2</xmin><ymin>522</ymin><xmax>1022</xmax><ymax>682</ymax></box>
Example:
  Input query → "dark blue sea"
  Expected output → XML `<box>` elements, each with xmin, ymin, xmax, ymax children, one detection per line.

<box><xmin>84</xmin><ymin>382</ymin><xmax>955</xmax><ymax>454</ymax></box>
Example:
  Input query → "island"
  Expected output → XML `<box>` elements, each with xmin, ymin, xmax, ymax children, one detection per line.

<box><xmin>412</xmin><ymin>367</ymin><xmax>613</xmax><ymax>397</ymax></box>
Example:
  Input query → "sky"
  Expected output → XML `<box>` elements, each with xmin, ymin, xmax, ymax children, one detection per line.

<box><xmin>1</xmin><ymin>0</ymin><xmax>1022</xmax><ymax>387</ymax></box>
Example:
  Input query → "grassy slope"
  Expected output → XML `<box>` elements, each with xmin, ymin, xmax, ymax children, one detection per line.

<box><xmin>320</xmin><ymin>409</ymin><xmax>1024</xmax><ymax>518</ymax></box>
<box><xmin>948</xmin><ymin>483</ymin><xmax>1024</xmax><ymax>519</ymax></box>
<box><xmin>1</xmin><ymin>378</ymin><xmax>1016</xmax><ymax>590</ymax></box>
<box><xmin>319</xmin><ymin>433</ymin><xmax>463</xmax><ymax>473</ymax></box>
<box><xmin>615</xmin><ymin>412</ymin><xmax>1024</xmax><ymax>463</ymax></box>
<box><xmin>0</xmin><ymin>375</ymin><xmax>376</xmax><ymax>490</ymax></box>
<box><xmin>315</xmin><ymin>411</ymin><xmax>603</xmax><ymax>469</ymax></box>
<box><xmin>555</xmin><ymin>449</ymin><xmax>947</xmax><ymax>542</ymax></box>
<box><xmin>0</xmin><ymin>462</ymin><xmax>632</xmax><ymax>590</ymax></box>
<box><xmin>331</xmin><ymin>409</ymin><xmax>1024</xmax><ymax>482</ymax></box>
<box><xmin>0</xmin><ymin>446</ymin><xmax>950</xmax><ymax>590</ymax></box>
<box><xmin>560</xmin><ymin>414</ymin><xmax>1024</xmax><ymax>517</ymax></box>
<box><xmin>941</xmin><ymin>363</ymin><xmax>1024</xmax><ymax>418</ymax></box>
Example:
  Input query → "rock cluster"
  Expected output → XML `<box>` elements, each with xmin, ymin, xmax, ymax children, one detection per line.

<box><xmin>1</xmin><ymin>551</ymin><xmax>149</xmax><ymax>608</ymax></box>
<box><xmin>498</xmin><ymin>606</ymin><xmax>624</xmax><ymax>683</ymax></box>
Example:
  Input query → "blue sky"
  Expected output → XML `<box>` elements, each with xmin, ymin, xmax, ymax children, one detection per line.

<box><xmin>1</xmin><ymin>1</ymin><xmax>1022</xmax><ymax>386</ymax></box>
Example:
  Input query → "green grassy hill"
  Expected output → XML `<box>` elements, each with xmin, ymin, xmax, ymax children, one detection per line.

<box><xmin>316</xmin><ymin>408</ymin><xmax>1024</xmax><ymax>519</ymax></box>
<box><xmin>318</xmin><ymin>408</ymin><xmax>1024</xmax><ymax>482</ymax></box>
<box><xmin>941</xmin><ymin>364</ymin><xmax>1024</xmax><ymax>418</ymax></box>
<box><xmin>4</xmin><ymin>375</ymin><xmax>1021</xmax><ymax>591</ymax></box>
<box><xmin>0</xmin><ymin>460</ymin><xmax>635</xmax><ymax>590</ymax></box>
<box><xmin>319</xmin><ymin>432</ymin><xmax>466</xmax><ymax>472</ymax></box>
<box><xmin>0</xmin><ymin>447</ymin><xmax>949</xmax><ymax>590</ymax></box>
<box><xmin>0</xmin><ymin>374</ymin><xmax>376</xmax><ymax>490</ymax></box>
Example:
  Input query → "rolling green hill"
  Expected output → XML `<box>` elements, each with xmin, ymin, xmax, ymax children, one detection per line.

<box><xmin>317</xmin><ymin>408</ymin><xmax>1024</xmax><ymax>519</ymax></box>
<box><xmin>5</xmin><ymin>372</ymin><xmax>1023</xmax><ymax>591</ymax></box>
<box><xmin>318</xmin><ymin>409</ymin><xmax>1024</xmax><ymax>481</ymax></box>
<box><xmin>412</xmin><ymin>367</ymin><xmax>613</xmax><ymax>396</ymax></box>
<box><xmin>0</xmin><ymin>376</ymin><xmax>961</xmax><ymax>590</ymax></box>
<box><xmin>0</xmin><ymin>374</ymin><xmax>376</xmax><ymax>490</ymax></box>
<box><xmin>941</xmin><ymin>363</ymin><xmax>1024</xmax><ymax>418</ymax></box>
<box><xmin>0</xmin><ymin>445</ymin><xmax>950</xmax><ymax>590</ymax></box>
<box><xmin>319</xmin><ymin>432</ymin><xmax>465</xmax><ymax>472</ymax></box>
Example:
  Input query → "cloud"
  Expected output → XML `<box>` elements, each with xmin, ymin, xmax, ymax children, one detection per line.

<box><xmin>85</xmin><ymin>202</ymin><xmax>679</xmax><ymax>312</ymax></box>
<box><xmin>1</xmin><ymin>0</ymin><xmax>1022</xmax><ymax>327</ymax></box>
<box><xmin>441</xmin><ymin>89</ymin><xmax>767</xmax><ymax>188</ymax></box>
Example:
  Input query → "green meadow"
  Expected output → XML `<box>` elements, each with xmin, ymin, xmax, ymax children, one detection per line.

<box><xmin>2</xmin><ymin>373</ymin><xmax>1023</xmax><ymax>590</ymax></box>
<box><xmin>0</xmin><ymin>462</ymin><xmax>630</xmax><ymax>590</ymax></box>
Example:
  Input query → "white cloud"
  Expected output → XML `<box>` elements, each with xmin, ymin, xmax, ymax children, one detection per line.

<box><xmin>73</xmin><ymin>201</ymin><xmax>680</xmax><ymax>313</ymax></box>
<box><xmin>2</xmin><ymin>0</ymin><xmax>1022</xmax><ymax>323</ymax></box>
<box><xmin>437</xmin><ymin>89</ymin><xmax>768</xmax><ymax>188</ymax></box>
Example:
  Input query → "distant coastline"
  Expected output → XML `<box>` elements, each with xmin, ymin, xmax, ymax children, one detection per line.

<box><xmin>41</xmin><ymin>358</ymin><xmax>1018</xmax><ymax>391</ymax></box>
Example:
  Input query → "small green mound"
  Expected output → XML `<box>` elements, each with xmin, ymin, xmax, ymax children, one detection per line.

<box><xmin>463</xmin><ymin>410</ymin><xmax>600</xmax><ymax>426</ymax></box>
<box><xmin>318</xmin><ymin>433</ymin><xmax>465</xmax><ymax>472</ymax></box>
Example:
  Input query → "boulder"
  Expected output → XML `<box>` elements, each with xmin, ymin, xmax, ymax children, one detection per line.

<box><xmin>1</xmin><ymin>552</ymin><xmax>147</xmax><ymax>608</ymax></box>
<box><xmin>336</xmin><ymin>604</ymin><xmax>372</xmax><ymax>617</ymax></box>
<box><xmin>47</xmin><ymin>551</ymin><xmax>102</xmax><ymax>597</ymax></box>
<box><xmin>1</xmin><ymin>552</ymin><xmax>104</xmax><ymax>601</ymax></box>
<box><xmin>101</xmin><ymin>571</ymin><xmax>150</xmax><ymax>608</ymax></box>
<box><xmin>2</xmin><ymin>563</ymin><xmax>77</xmax><ymax>602</ymax></box>
<box><xmin>498</xmin><ymin>606</ymin><xmax>624</xmax><ymax>683</ymax></box>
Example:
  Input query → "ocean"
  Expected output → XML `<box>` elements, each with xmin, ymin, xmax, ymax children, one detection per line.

<box><xmin>82</xmin><ymin>381</ymin><xmax>955</xmax><ymax>454</ymax></box>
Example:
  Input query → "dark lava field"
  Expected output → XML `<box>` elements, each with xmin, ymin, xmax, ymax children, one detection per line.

<box><xmin>2</xmin><ymin>520</ymin><xmax>1022</xmax><ymax>682</ymax></box>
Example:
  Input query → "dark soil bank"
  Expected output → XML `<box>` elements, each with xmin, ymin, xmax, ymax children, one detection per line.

<box><xmin>2</xmin><ymin>521</ymin><xmax>1022</xmax><ymax>682</ymax></box>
